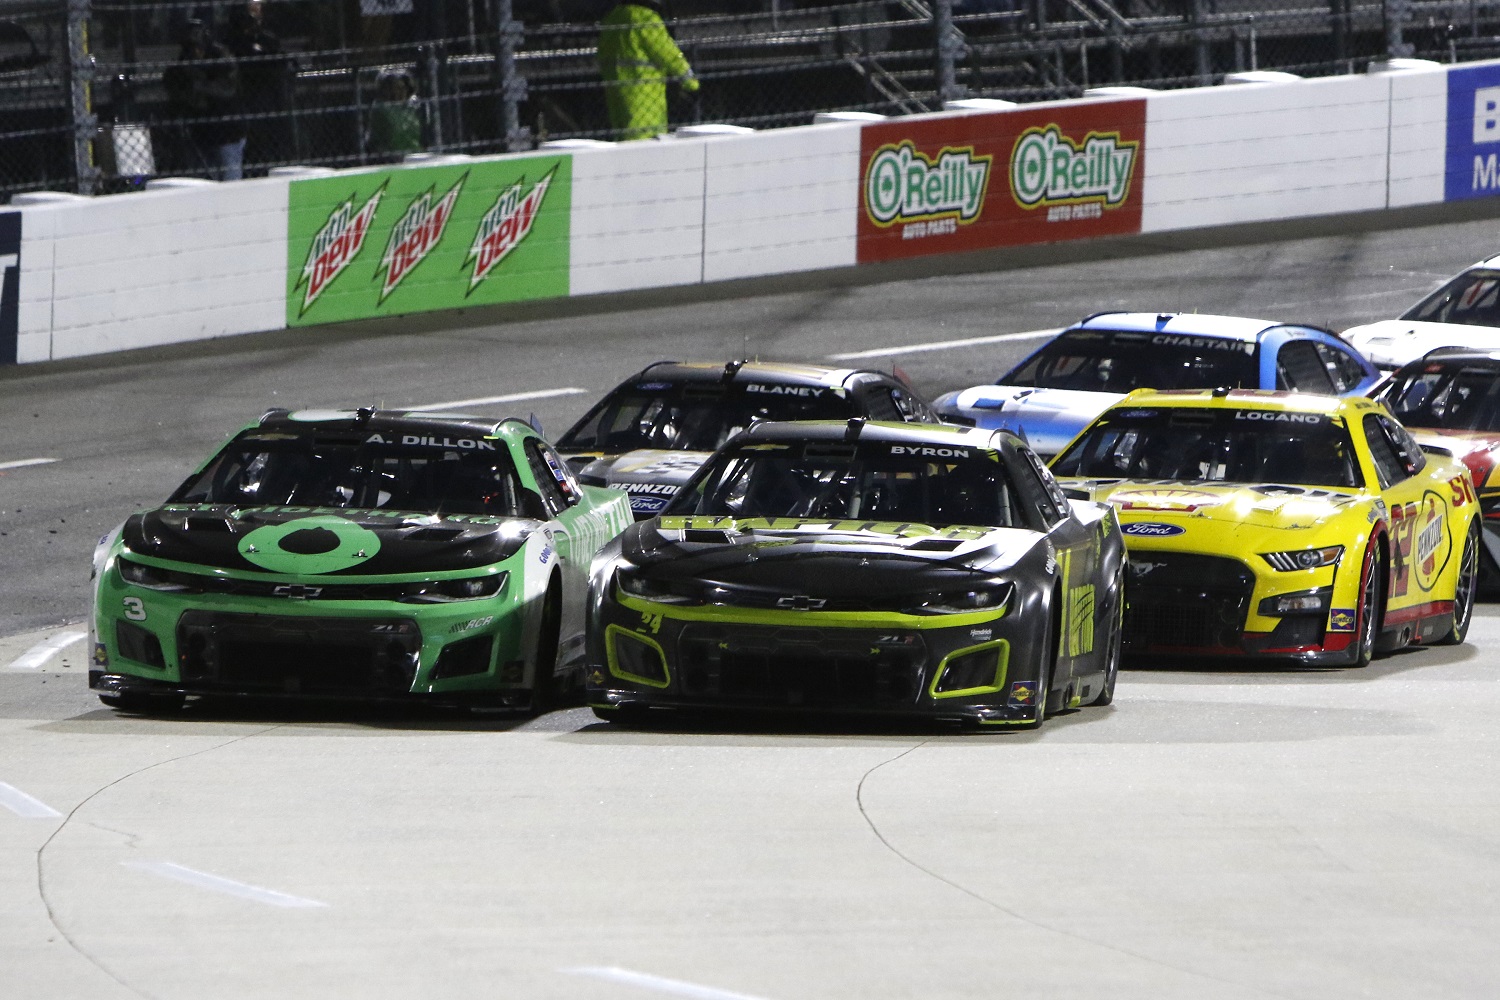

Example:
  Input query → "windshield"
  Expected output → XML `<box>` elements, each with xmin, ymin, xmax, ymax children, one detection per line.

<box><xmin>557</xmin><ymin>381</ymin><xmax>852</xmax><ymax>453</ymax></box>
<box><xmin>1401</xmin><ymin>268</ymin><xmax>1500</xmax><ymax>327</ymax></box>
<box><xmin>170</xmin><ymin>431</ymin><xmax>535</xmax><ymax>517</ymax></box>
<box><xmin>1051</xmin><ymin>407</ymin><xmax>1362</xmax><ymax>488</ymax></box>
<box><xmin>1003</xmin><ymin>329</ymin><xmax>1258</xmax><ymax>392</ymax></box>
<box><xmin>666</xmin><ymin>439</ymin><xmax>1023</xmax><ymax>528</ymax></box>
<box><xmin>1377</xmin><ymin>361</ymin><xmax>1500</xmax><ymax>431</ymax></box>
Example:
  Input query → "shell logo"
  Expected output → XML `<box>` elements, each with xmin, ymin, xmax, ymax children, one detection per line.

<box><xmin>1112</xmin><ymin>489</ymin><xmax>1225</xmax><ymax>513</ymax></box>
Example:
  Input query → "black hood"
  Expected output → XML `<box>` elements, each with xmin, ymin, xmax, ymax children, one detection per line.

<box><xmin>620</xmin><ymin>515</ymin><xmax>1035</xmax><ymax>596</ymax></box>
<box><xmin>122</xmin><ymin>504</ymin><xmax>540</xmax><ymax>576</ymax></box>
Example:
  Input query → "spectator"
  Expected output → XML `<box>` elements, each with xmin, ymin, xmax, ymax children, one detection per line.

<box><xmin>163</xmin><ymin>18</ymin><xmax>246</xmax><ymax>180</ymax></box>
<box><xmin>225</xmin><ymin>0</ymin><xmax>287</xmax><ymax>170</ymax></box>
<box><xmin>366</xmin><ymin>68</ymin><xmax>423</xmax><ymax>162</ymax></box>
<box><xmin>597</xmin><ymin>0</ymin><xmax>698</xmax><ymax>141</ymax></box>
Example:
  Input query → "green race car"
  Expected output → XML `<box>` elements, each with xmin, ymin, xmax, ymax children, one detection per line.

<box><xmin>89</xmin><ymin>408</ymin><xmax>632</xmax><ymax>712</ymax></box>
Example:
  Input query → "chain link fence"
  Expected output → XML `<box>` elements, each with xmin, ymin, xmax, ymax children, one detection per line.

<box><xmin>3</xmin><ymin>0</ymin><xmax>1499</xmax><ymax>202</ymax></box>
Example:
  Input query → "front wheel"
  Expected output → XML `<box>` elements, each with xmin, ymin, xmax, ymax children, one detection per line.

<box><xmin>1438</xmin><ymin>519</ymin><xmax>1480</xmax><ymax>646</ymax></box>
<box><xmin>99</xmin><ymin>691</ymin><xmax>185</xmax><ymax>714</ymax></box>
<box><xmin>1017</xmin><ymin>613</ymin><xmax>1057</xmax><ymax>731</ymax></box>
<box><xmin>1350</xmin><ymin>543</ymin><xmax>1382</xmax><ymax>668</ymax></box>
<box><xmin>1089</xmin><ymin>568</ymin><xmax>1125</xmax><ymax>706</ymax></box>
<box><xmin>530</xmin><ymin>588</ymin><xmax>562</xmax><ymax>714</ymax></box>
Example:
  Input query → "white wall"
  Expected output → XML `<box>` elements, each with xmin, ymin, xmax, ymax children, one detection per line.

<box><xmin>18</xmin><ymin>178</ymin><xmax>288</xmax><ymax>362</ymax></box>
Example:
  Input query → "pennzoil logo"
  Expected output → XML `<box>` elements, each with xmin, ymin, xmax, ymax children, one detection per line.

<box><xmin>864</xmin><ymin>141</ymin><xmax>992</xmax><ymax>227</ymax></box>
<box><xmin>378</xmin><ymin>174</ymin><xmax>466</xmax><ymax>301</ymax></box>
<box><xmin>466</xmin><ymin>167</ymin><xmax>555</xmax><ymax>292</ymax></box>
<box><xmin>1010</xmin><ymin>125</ymin><xmax>1138</xmax><ymax>212</ymax></box>
<box><xmin>297</xmin><ymin>184</ymin><xmax>385</xmax><ymax>313</ymax></box>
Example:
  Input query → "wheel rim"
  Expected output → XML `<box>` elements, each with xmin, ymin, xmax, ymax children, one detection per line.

<box><xmin>1103</xmin><ymin>571</ymin><xmax>1124</xmax><ymax>692</ymax></box>
<box><xmin>1454</xmin><ymin>524</ymin><xmax>1479</xmax><ymax>635</ymax></box>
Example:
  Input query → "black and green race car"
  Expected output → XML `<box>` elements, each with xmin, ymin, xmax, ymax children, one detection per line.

<box><xmin>89</xmin><ymin>408</ymin><xmax>632</xmax><ymax>712</ymax></box>
<box><xmin>585</xmin><ymin>420</ymin><xmax>1127</xmax><ymax>728</ymax></box>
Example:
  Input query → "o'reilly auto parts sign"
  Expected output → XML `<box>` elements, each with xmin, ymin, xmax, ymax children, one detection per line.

<box><xmin>857</xmin><ymin>100</ymin><xmax>1146</xmax><ymax>263</ymax></box>
<box><xmin>286</xmin><ymin>155</ymin><xmax>571</xmax><ymax>326</ymax></box>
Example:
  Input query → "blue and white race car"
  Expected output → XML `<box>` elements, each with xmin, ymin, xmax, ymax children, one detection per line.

<box><xmin>933</xmin><ymin>313</ymin><xmax>1380</xmax><ymax>456</ymax></box>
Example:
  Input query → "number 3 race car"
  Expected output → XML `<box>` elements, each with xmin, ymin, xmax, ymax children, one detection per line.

<box><xmin>586</xmin><ymin>420</ymin><xmax>1127</xmax><ymax>729</ymax></box>
<box><xmin>1051</xmin><ymin>390</ymin><xmax>1481</xmax><ymax>665</ymax></box>
<box><xmin>90</xmin><ymin>409</ymin><xmax>632</xmax><ymax>712</ymax></box>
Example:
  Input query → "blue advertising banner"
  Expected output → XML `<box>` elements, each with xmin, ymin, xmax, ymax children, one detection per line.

<box><xmin>1446</xmin><ymin>63</ymin><xmax>1500</xmax><ymax>201</ymax></box>
<box><xmin>0</xmin><ymin>212</ymin><xmax>19</xmax><ymax>366</ymax></box>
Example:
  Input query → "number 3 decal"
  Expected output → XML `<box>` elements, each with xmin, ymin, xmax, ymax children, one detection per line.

<box><xmin>122</xmin><ymin>597</ymin><xmax>146</xmax><ymax>621</ymax></box>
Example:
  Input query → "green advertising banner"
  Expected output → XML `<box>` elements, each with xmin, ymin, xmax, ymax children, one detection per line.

<box><xmin>286</xmin><ymin>154</ymin><xmax>571</xmax><ymax>326</ymax></box>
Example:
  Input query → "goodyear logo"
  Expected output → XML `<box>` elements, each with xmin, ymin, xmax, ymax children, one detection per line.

<box><xmin>1010</xmin><ymin>126</ymin><xmax>1137</xmax><ymax>211</ymax></box>
<box><xmin>865</xmin><ymin>142</ymin><xmax>991</xmax><ymax>227</ymax></box>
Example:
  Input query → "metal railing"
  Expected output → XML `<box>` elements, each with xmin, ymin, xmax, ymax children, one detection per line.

<box><xmin>3</xmin><ymin>0</ymin><xmax>1498</xmax><ymax>201</ymax></box>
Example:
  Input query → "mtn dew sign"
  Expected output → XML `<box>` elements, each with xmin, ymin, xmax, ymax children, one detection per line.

<box><xmin>857</xmin><ymin>101</ymin><xmax>1146</xmax><ymax>263</ymax></box>
<box><xmin>287</xmin><ymin>155</ymin><xmax>571</xmax><ymax>326</ymax></box>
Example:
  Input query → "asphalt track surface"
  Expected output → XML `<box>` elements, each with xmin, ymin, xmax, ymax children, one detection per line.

<box><xmin>3</xmin><ymin>210</ymin><xmax>1499</xmax><ymax>999</ymax></box>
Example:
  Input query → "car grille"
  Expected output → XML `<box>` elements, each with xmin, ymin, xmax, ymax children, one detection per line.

<box><xmin>177</xmin><ymin>611</ymin><xmax>421</xmax><ymax>696</ymax></box>
<box><xmin>676</xmin><ymin>624</ymin><xmax>926</xmax><ymax>707</ymax></box>
<box><xmin>1124</xmin><ymin>553</ymin><xmax>1255</xmax><ymax>652</ymax></box>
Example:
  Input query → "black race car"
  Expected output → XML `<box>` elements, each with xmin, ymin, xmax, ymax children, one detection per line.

<box><xmin>557</xmin><ymin>361</ymin><xmax>939</xmax><ymax>518</ymax></box>
<box><xmin>585</xmin><ymin>419</ymin><xmax>1127</xmax><ymax>728</ymax></box>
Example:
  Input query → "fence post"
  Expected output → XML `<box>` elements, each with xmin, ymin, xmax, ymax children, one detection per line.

<box><xmin>66</xmin><ymin>0</ymin><xmax>99</xmax><ymax>195</ymax></box>
<box><xmin>495</xmin><ymin>0</ymin><xmax>529</xmax><ymax>151</ymax></box>
<box><xmin>1190</xmin><ymin>0</ymin><xmax>1211</xmax><ymax>86</ymax></box>
<box><xmin>1385</xmin><ymin>0</ymin><xmax>1414</xmax><ymax>57</ymax></box>
<box><xmin>933</xmin><ymin>0</ymin><xmax>963</xmax><ymax>104</ymax></box>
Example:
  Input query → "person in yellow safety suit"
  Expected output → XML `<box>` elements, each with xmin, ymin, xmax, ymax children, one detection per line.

<box><xmin>598</xmin><ymin>0</ymin><xmax>699</xmax><ymax>141</ymax></box>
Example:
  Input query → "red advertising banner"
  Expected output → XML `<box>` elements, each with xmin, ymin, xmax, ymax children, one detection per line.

<box><xmin>857</xmin><ymin>100</ymin><xmax>1147</xmax><ymax>263</ymax></box>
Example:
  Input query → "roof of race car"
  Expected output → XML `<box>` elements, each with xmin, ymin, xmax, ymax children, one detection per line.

<box><xmin>257</xmin><ymin>408</ymin><xmax>527</xmax><ymax>438</ymax></box>
<box><xmin>1407</xmin><ymin>346</ymin><xmax>1500</xmax><ymax>368</ymax></box>
<box><xmin>1114</xmin><ymin>388</ymin><xmax>1379</xmax><ymax>415</ymax></box>
<box><xmin>731</xmin><ymin>419</ymin><xmax>1006</xmax><ymax>448</ymax></box>
<box><xmin>1073</xmin><ymin>312</ymin><xmax>1316</xmax><ymax>343</ymax></box>
<box><xmin>632</xmin><ymin>360</ymin><xmax>865</xmax><ymax>389</ymax></box>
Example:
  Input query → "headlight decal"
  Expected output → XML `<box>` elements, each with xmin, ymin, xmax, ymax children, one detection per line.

<box><xmin>1261</xmin><ymin>546</ymin><xmax>1343</xmax><ymax>572</ymax></box>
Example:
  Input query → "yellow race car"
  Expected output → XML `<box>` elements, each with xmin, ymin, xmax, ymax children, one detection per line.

<box><xmin>1051</xmin><ymin>389</ymin><xmax>1480</xmax><ymax>665</ymax></box>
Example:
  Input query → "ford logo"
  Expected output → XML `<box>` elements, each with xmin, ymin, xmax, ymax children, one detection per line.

<box><xmin>1121</xmin><ymin>522</ymin><xmax>1185</xmax><ymax>537</ymax></box>
<box><xmin>630</xmin><ymin>494</ymin><xmax>668</xmax><ymax>514</ymax></box>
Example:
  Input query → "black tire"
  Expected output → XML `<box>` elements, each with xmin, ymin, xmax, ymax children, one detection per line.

<box><xmin>1438</xmin><ymin>519</ymin><xmax>1481</xmax><ymax>646</ymax></box>
<box><xmin>98</xmin><ymin>691</ymin><xmax>186</xmax><ymax>714</ymax></box>
<box><xmin>1089</xmin><ymin>568</ymin><xmax>1125</xmax><ymax>707</ymax></box>
<box><xmin>1350</xmin><ymin>543</ymin><xmax>1382</xmax><ymax>668</ymax></box>
<box><xmin>530</xmin><ymin>584</ymin><xmax>562</xmax><ymax>715</ymax></box>
<box><xmin>1017</xmin><ymin>603</ymin><xmax>1058</xmax><ymax>731</ymax></box>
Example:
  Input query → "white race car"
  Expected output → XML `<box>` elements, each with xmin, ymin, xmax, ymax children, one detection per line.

<box><xmin>1343</xmin><ymin>253</ymin><xmax>1500</xmax><ymax>369</ymax></box>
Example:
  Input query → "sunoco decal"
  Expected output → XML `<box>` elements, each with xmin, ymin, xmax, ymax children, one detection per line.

<box><xmin>1010</xmin><ymin>125</ymin><xmax>1138</xmax><ymax>217</ymax></box>
<box><xmin>286</xmin><ymin>156</ymin><xmax>572</xmax><ymax>326</ymax></box>
<box><xmin>857</xmin><ymin>100</ymin><xmax>1145</xmax><ymax>264</ymax></box>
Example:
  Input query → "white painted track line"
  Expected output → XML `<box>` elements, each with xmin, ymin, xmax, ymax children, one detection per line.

<box><xmin>563</xmin><ymin>967</ymin><xmax>776</xmax><ymax>1000</ymax></box>
<box><xmin>123</xmin><ymin>861</ymin><xmax>328</xmax><ymax>908</ymax></box>
<box><xmin>7</xmin><ymin>631</ymin><xmax>86</xmax><ymax>671</ymax></box>
<box><xmin>828</xmin><ymin>328</ymin><xmax>1060</xmax><ymax>360</ymax></box>
<box><xmin>406</xmin><ymin>388</ymin><xmax>588</xmax><ymax>412</ymax></box>
<box><xmin>0</xmin><ymin>782</ymin><xmax>62</xmax><ymax>819</ymax></box>
<box><xmin>0</xmin><ymin>457</ymin><xmax>59</xmax><ymax>471</ymax></box>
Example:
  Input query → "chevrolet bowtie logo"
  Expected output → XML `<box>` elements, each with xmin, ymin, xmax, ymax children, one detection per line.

<box><xmin>776</xmin><ymin>595</ymin><xmax>826</xmax><ymax>610</ymax></box>
<box><xmin>273</xmin><ymin>584</ymin><xmax>323</xmax><ymax>599</ymax></box>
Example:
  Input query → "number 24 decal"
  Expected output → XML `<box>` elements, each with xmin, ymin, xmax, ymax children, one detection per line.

<box><xmin>122</xmin><ymin>597</ymin><xmax>146</xmax><ymax>621</ymax></box>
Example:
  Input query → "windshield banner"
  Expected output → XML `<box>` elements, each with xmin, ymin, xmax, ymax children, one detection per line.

<box><xmin>857</xmin><ymin>100</ymin><xmax>1146</xmax><ymax>263</ymax></box>
<box><xmin>286</xmin><ymin>155</ymin><xmax>571</xmax><ymax>326</ymax></box>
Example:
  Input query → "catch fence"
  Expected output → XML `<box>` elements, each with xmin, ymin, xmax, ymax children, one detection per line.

<box><xmin>2</xmin><ymin>0</ymin><xmax>1497</xmax><ymax>201</ymax></box>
